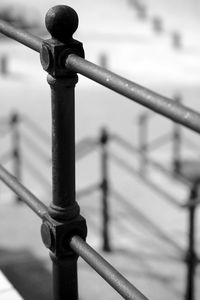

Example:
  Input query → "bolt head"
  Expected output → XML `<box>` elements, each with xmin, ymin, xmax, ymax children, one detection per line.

<box><xmin>40</xmin><ymin>44</ymin><xmax>52</xmax><ymax>71</ymax></box>
<box><xmin>41</xmin><ymin>222</ymin><xmax>53</xmax><ymax>249</ymax></box>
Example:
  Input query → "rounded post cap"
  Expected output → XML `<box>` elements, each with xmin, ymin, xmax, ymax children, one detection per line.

<box><xmin>45</xmin><ymin>5</ymin><xmax>79</xmax><ymax>42</ymax></box>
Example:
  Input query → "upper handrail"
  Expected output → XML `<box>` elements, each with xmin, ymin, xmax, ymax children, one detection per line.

<box><xmin>66</xmin><ymin>55</ymin><xmax>200</xmax><ymax>134</ymax></box>
<box><xmin>1</xmin><ymin>20</ymin><xmax>200</xmax><ymax>135</ymax></box>
<box><xmin>0</xmin><ymin>20</ymin><xmax>42</xmax><ymax>52</ymax></box>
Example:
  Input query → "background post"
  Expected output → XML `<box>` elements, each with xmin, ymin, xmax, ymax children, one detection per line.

<box><xmin>100</xmin><ymin>128</ymin><xmax>111</xmax><ymax>252</ymax></box>
<box><xmin>10</xmin><ymin>111</ymin><xmax>21</xmax><ymax>202</ymax></box>
<box><xmin>172</xmin><ymin>95</ymin><xmax>182</xmax><ymax>174</ymax></box>
<box><xmin>138</xmin><ymin>112</ymin><xmax>148</xmax><ymax>176</ymax></box>
<box><xmin>40</xmin><ymin>6</ymin><xmax>87</xmax><ymax>300</ymax></box>
<box><xmin>185</xmin><ymin>181</ymin><xmax>198</xmax><ymax>300</ymax></box>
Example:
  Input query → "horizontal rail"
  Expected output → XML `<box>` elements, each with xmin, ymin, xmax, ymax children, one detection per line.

<box><xmin>0</xmin><ymin>165</ymin><xmax>48</xmax><ymax>218</ymax></box>
<box><xmin>22</xmin><ymin>132</ymin><xmax>50</xmax><ymax>163</ymax></box>
<box><xmin>76</xmin><ymin>137</ymin><xmax>99</xmax><ymax>161</ymax></box>
<box><xmin>70</xmin><ymin>235</ymin><xmax>148</xmax><ymax>300</ymax></box>
<box><xmin>67</xmin><ymin>55</ymin><xmax>200</xmax><ymax>134</ymax></box>
<box><xmin>111</xmin><ymin>188</ymin><xmax>184</xmax><ymax>253</ymax></box>
<box><xmin>110</xmin><ymin>152</ymin><xmax>183</xmax><ymax>209</ymax></box>
<box><xmin>112</xmin><ymin>134</ymin><xmax>191</xmax><ymax>186</ymax></box>
<box><xmin>183</xmin><ymin>136</ymin><xmax>200</xmax><ymax>155</ymax></box>
<box><xmin>0</xmin><ymin>151</ymin><xmax>12</xmax><ymax>164</ymax></box>
<box><xmin>76</xmin><ymin>183</ymin><xmax>99</xmax><ymax>200</ymax></box>
<box><xmin>22</xmin><ymin>116</ymin><xmax>50</xmax><ymax>145</ymax></box>
<box><xmin>0</xmin><ymin>20</ymin><xmax>42</xmax><ymax>52</ymax></box>
<box><xmin>146</xmin><ymin>132</ymin><xmax>172</xmax><ymax>151</ymax></box>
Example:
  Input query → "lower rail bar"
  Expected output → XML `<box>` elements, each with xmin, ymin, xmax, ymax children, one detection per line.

<box><xmin>70</xmin><ymin>235</ymin><xmax>149</xmax><ymax>300</ymax></box>
<box><xmin>67</xmin><ymin>55</ymin><xmax>200</xmax><ymax>134</ymax></box>
<box><xmin>0</xmin><ymin>165</ymin><xmax>48</xmax><ymax>218</ymax></box>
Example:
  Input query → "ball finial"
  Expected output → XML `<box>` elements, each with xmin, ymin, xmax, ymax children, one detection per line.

<box><xmin>45</xmin><ymin>5</ymin><xmax>79</xmax><ymax>42</ymax></box>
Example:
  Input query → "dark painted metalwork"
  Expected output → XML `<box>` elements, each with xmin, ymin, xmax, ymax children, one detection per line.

<box><xmin>0</xmin><ymin>20</ymin><xmax>42</xmax><ymax>52</ymax></box>
<box><xmin>100</xmin><ymin>128</ymin><xmax>111</xmax><ymax>252</ymax></box>
<box><xmin>0</xmin><ymin>164</ymin><xmax>48</xmax><ymax>218</ymax></box>
<box><xmin>10</xmin><ymin>112</ymin><xmax>21</xmax><ymax>202</ymax></box>
<box><xmin>1</xmin><ymin>4</ymin><xmax>200</xmax><ymax>300</ymax></box>
<box><xmin>66</xmin><ymin>54</ymin><xmax>200</xmax><ymax>134</ymax></box>
<box><xmin>185</xmin><ymin>182</ymin><xmax>198</xmax><ymax>300</ymax></box>
<box><xmin>70</xmin><ymin>235</ymin><xmax>148</xmax><ymax>300</ymax></box>
<box><xmin>40</xmin><ymin>6</ymin><xmax>87</xmax><ymax>300</ymax></box>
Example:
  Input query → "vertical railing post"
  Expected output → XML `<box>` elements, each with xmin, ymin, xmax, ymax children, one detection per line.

<box><xmin>10</xmin><ymin>111</ymin><xmax>21</xmax><ymax>202</ymax></box>
<box><xmin>185</xmin><ymin>181</ymin><xmax>198</xmax><ymax>300</ymax></box>
<box><xmin>100</xmin><ymin>128</ymin><xmax>111</xmax><ymax>252</ymax></box>
<box><xmin>172</xmin><ymin>95</ymin><xmax>182</xmax><ymax>174</ymax></box>
<box><xmin>138</xmin><ymin>112</ymin><xmax>148</xmax><ymax>175</ymax></box>
<box><xmin>40</xmin><ymin>6</ymin><xmax>87</xmax><ymax>300</ymax></box>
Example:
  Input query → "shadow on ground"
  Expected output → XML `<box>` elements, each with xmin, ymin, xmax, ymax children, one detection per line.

<box><xmin>0</xmin><ymin>247</ymin><xmax>52</xmax><ymax>300</ymax></box>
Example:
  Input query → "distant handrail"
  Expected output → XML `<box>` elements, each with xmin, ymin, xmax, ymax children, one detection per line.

<box><xmin>145</xmin><ymin>132</ymin><xmax>172</xmax><ymax>151</ymax></box>
<box><xmin>110</xmin><ymin>151</ymin><xmax>184</xmax><ymax>208</ymax></box>
<box><xmin>111</xmin><ymin>133</ymin><xmax>191</xmax><ymax>186</ymax></box>
<box><xmin>111</xmin><ymin>188</ymin><xmax>184</xmax><ymax>253</ymax></box>
<box><xmin>0</xmin><ymin>151</ymin><xmax>12</xmax><ymax>164</ymax></box>
<box><xmin>22</xmin><ymin>116</ymin><xmax>50</xmax><ymax>145</ymax></box>
<box><xmin>183</xmin><ymin>136</ymin><xmax>200</xmax><ymax>155</ymax></box>
<box><xmin>22</xmin><ymin>132</ymin><xmax>51</xmax><ymax>163</ymax></box>
<box><xmin>76</xmin><ymin>183</ymin><xmax>99</xmax><ymax>200</ymax></box>
<box><xmin>76</xmin><ymin>137</ymin><xmax>99</xmax><ymax>160</ymax></box>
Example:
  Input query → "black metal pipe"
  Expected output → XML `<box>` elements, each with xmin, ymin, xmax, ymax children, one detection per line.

<box><xmin>66</xmin><ymin>55</ymin><xmax>200</xmax><ymax>134</ymax></box>
<box><xmin>70</xmin><ymin>235</ymin><xmax>149</xmax><ymax>300</ymax></box>
<box><xmin>0</xmin><ymin>20</ymin><xmax>42</xmax><ymax>52</ymax></box>
<box><xmin>0</xmin><ymin>164</ymin><xmax>48</xmax><ymax>218</ymax></box>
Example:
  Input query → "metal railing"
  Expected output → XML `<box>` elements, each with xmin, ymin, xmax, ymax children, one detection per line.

<box><xmin>0</xmin><ymin>4</ymin><xmax>199</xmax><ymax>300</ymax></box>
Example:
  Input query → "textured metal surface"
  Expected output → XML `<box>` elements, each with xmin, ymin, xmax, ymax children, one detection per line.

<box><xmin>0</xmin><ymin>20</ymin><xmax>42</xmax><ymax>52</ymax></box>
<box><xmin>70</xmin><ymin>236</ymin><xmax>149</xmax><ymax>300</ymax></box>
<box><xmin>67</xmin><ymin>54</ymin><xmax>200</xmax><ymax>134</ymax></box>
<box><xmin>0</xmin><ymin>164</ymin><xmax>48</xmax><ymax>218</ymax></box>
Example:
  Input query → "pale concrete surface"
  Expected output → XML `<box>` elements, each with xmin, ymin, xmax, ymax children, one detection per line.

<box><xmin>0</xmin><ymin>271</ymin><xmax>22</xmax><ymax>300</ymax></box>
